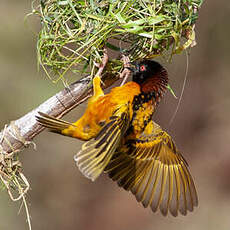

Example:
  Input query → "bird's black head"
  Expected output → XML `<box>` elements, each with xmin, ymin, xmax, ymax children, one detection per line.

<box><xmin>128</xmin><ymin>60</ymin><xmax>166</xmax><ymax>85</ymax></box>
<box><xmin>127</xmin><ymin>60</ymin><xmax>168</xmax><ymax>94</ymax></box>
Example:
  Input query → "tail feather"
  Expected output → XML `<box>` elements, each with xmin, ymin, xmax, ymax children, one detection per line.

<box><xmin>36</xmin><ymin>112</ymin><xmax>74</xmax><ymax>133</ymax></box>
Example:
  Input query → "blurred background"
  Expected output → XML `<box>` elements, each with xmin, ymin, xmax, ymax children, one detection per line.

<box><xmin>1</xmin><ymin>1</ymin><xmax>230</xmax><ymax>229</ymax></box>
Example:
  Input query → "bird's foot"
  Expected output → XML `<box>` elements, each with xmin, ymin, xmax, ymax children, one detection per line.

<box><xmin>119</xmin><ymin>55</ymin><xmax>132</xmax><ymax>86</ymax></box>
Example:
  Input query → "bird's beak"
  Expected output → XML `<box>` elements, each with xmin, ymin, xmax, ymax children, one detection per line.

<box><xmin>125</xmin><ymin>66</ymin><xmax>135</xmax><ymax>72</ymax></box>
<box><xmin>125</xmin><ymin>62</ymin><xmax>136</xmax><ymax>72</ymax></box>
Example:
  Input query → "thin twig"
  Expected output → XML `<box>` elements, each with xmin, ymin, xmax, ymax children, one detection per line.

<box><xmin>169</xmin><ymin>50</ymin><xmax>189</xmax><ymax>126</ymax></box>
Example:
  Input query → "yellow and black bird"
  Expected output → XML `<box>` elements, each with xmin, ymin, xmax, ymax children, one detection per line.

<box><xmin>36</xmin><ymin>60</ymin><xmax>198</xmax><ymax>216</ymax></box>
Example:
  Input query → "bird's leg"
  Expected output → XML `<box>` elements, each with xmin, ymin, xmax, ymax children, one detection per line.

<box><xmin>93</xmin><ymin>76</ymin><xmax>104</xmax><ymax>97</ymax></box>
<box><xmin>92</xmin><ymin>49</ymin><xmax>108</xmax><ymax>98</ymax></box>
<box><xmin>94</xmin><ymin>48</ymin><xmax>109</xmax><ymax>77</ymax></box>
<box><xmin>120</xmin><ymin>55</ymin><xmax>132</xmax><ymax>86</ymax></box>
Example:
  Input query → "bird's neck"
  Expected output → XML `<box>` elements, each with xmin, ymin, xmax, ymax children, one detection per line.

<box><xmin>140</xmin><ymin>70</ymin><xmax>168</xmax><ymax>102</ymax></box>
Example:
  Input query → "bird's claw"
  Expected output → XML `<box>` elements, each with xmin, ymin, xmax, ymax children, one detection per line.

<box><xmin>119</xmin><ymin>55</ymin><xmax>133</xmax><ymax>86</ymax></box>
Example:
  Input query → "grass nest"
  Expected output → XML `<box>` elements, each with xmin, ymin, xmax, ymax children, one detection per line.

<box><xmin>31</xmin><ymin>0</ymin><xmax>203</xmax><ymax>82</ymax></box>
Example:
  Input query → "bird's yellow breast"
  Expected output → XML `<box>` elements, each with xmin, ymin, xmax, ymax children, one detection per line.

<box><xmin>108</xmin><ymin>81</ymin><xmax>141</xmax><ymax>103</ymax></box>
<box><xmin>70</xmin><ymin>81</ymin><xmax>141</xmax><ymax>140</ymax></box>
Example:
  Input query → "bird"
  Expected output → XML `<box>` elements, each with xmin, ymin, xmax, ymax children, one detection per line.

<box><xmin>36</xmin><ymin>60</ymin><xmax>198</xmax><ymax>216</ymax></box>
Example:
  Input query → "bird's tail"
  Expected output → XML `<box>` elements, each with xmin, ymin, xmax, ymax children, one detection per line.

<box><xmin>36</xmin><ymin>112</ymin><xmax>74</xmax><ymax>134</ymax></box>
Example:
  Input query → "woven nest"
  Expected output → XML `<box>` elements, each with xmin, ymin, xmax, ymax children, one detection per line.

<box><xmin>31</xmin><ymin>0</ymin><xmax>203</xmax><ymax>82</ymax></box>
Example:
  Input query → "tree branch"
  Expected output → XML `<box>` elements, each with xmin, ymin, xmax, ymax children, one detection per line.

<box><xmin>0</xmin><ymin>51</ymin><xmax>118</xmax><ymax>155</ymax></box>
<box><xmin>0</xmin><ymin>77</ymin><xmax>90</xmax><ymax>154</ymax></box>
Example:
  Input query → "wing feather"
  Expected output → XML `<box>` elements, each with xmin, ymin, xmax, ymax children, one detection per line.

<box><xmin>74</xmin><ymin>106</ymin><xmax>130</xmax><ymax>181</ymax></box>
<box><xmin>105</xmin><ymin>120</ymin><xmax>198</xmax><ymax>216</ymax></box>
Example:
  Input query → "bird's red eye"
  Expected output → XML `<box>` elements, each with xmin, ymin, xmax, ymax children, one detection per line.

<box><xmin>140</xmin><ymin>65</ymin><xmax>146</xmax><ymax>71</ymax></box>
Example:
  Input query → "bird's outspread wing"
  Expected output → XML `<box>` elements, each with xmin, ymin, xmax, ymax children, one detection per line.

<box><xmin>74</xmin><ymin>104</ymin><xmax>131</xmax><ymax>181</ymax></box>
<box><xmin>105</xmin><ymin>121</ymin><xmax>198</xmax><ymax>216</ymax></box>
